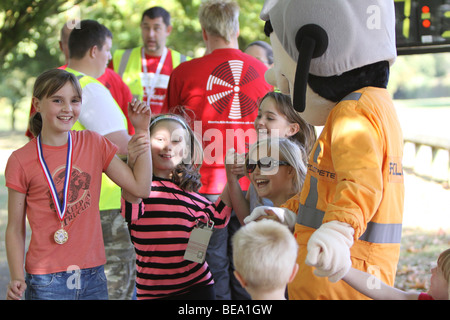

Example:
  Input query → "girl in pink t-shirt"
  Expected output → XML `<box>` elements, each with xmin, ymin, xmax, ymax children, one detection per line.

<box><xmin>5</xmin><ymin>69</ymin><xmax>152</xmax><ymax>300</ymax></box>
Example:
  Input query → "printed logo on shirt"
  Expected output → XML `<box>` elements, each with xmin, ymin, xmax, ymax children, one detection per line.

<box><xmin>49</xmin><ymin>165</ymin><xmax>92</xmax><ymax>226</ymax></box>
<box><xmin>206</xmin><ymin>60</ymin><xmax>259</xmax><ymax>120</ymax></box>
<box><xmin>387</xmin><ymin>156</ymin><xmax>403</xmax><ymax>183</ymax></box>
<box><xmin>307</xmin><ymin>163</ymin><xmax>337</xmax><ymax>182</ymax></box>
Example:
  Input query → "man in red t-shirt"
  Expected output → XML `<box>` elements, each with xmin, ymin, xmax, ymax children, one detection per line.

<box><xmin>162</xmin><ymin>0</ymin><xmax>271</xmax><ymax>300</ymax></box>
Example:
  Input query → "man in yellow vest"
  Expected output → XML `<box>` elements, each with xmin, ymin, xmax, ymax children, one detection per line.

<box><xmin>111</xmin><ymin>6</ymin><xmax>190</xmax><ymax>114</ymax></box>
<box><xmin>66</xmin><ymin>20</ymin><xmax>136</xmax><ymax>300</ymax></box>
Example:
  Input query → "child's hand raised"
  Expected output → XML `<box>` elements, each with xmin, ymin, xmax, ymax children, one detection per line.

<box><xmin>225</xmin><ymin>148</ymin><xmax>246</xmax><ymax>183</ymax></box>
<box><xmin>127</xmin><ymin>133</ymin><xmax>150</xmax><ymax>169</ymax></box>
<box><xmin>128</xmin><ymin>99</ymin><xmax>151</xmax><ymax>133</ymax></box>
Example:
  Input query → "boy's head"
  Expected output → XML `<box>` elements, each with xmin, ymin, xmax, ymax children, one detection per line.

<box><xmin>68</xmin><ymin>20</ymin><xmax>113</xmax><ymax>78</ymax></box>
<box><xmin>68</xmin><ymin>20</ymin><xmax>112</xmax><ymax>59</ymax></box>
<box><xmin>232</xmin><ymin>219</ymin><xmax>298</xmax><ymax>295</ymax></box>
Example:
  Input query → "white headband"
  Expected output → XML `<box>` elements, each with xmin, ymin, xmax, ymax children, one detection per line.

<box><xmin>150</xmin><ymin>114</ymin><xmax>189</xmax><ymax>131</ymax></box>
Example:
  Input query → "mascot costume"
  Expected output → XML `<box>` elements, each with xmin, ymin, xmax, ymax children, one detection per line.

<box><xmin>258</xmin><ymin>0</ymin><xmax>405</xmax><ymax>299</ymax></box>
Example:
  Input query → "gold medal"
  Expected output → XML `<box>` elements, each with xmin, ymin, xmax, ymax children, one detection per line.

<box><xmin>37</xmin><ymin>133</ymin><xmax>73</xmax><ymax>246</ymax></box>
<box><xmin>54</xmin><ymin>227</ymin><xmax>68</xmax><ymax>244</ymax></box>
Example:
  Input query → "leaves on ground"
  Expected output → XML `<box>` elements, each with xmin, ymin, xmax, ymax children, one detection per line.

<box><xmin>395</xmin><ymin>227</ymin><xmax>450</xmax><ymax>291</ymax></box>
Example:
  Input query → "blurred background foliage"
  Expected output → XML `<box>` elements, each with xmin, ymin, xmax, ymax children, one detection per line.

<box><xmin>0</xmin><ymin>0</ymin><xmax>449</xmax><ymax>132</ymax></box>
<box><xmin>0</xmin><ymin>0</ymin><xmax>269</xmax><ymax>131</ymax></box>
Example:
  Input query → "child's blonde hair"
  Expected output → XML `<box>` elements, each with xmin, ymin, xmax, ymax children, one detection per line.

<box><xmin>232</xmin><ymin>219</ymin><xmax>298</xmax><ymax>291</ymax></box>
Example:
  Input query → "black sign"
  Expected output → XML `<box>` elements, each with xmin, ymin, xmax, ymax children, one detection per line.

<box><xmin>395</xmin><ymin>0</ymin><xmax>450</xmax><ymax>54</ymax></box>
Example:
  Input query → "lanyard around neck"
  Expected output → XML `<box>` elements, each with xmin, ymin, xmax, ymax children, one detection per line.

<box><xmin>36</xmin><ymin>132</ymin><xmax>73</xmax><ymax>221</ymax></box>
<box><xmin>141</xmin><ymin>46</ymin><xmax>168</xmax><ymax>105</ymax></box>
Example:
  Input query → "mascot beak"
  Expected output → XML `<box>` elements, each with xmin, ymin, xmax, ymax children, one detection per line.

<box><xmin>293</xmin><ymin>24</ymin><xmax>328</xmax><ymax>113</ymax></box>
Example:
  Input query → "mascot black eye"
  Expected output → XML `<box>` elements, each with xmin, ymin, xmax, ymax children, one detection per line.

<box><xmin>293</xmin><ymin>24</ymin><xmax>328</xmax><ymax>113</ymax></box>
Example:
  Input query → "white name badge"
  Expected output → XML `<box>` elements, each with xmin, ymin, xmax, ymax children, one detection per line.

<box><xmin>140</xmin><ymin>72</ymin><xmax>170</xmax><ymax>88</ymax></box>
<box><xmin>184</xmin><ymin>222</ymin><xmax>214</xmax><ymax>264</ymax></box>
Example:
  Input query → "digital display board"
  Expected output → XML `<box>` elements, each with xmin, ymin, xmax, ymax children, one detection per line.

<box><xmin>395</xmin><ymin>0</ymin><xmax>450</xmax><ymax>54</ymax></box>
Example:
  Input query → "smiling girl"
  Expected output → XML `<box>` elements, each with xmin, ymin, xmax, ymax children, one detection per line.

<box><xmin>245</xmin><ymin>138</ymin><xmax>305</xmax><ymax>207</ymax></box>
<box><xmin>121</xmin><ymin>113</ymin><xmax>233</xmax><ymax>300</ymax></box>
<box><xmin>5</xmin><ymin>69</ymin><xmax>151</xmax><ymax>300</ymax></box>
<box><xmin>237</xmin><ymin>137</ymin><xmax>306</xmax><ymax>230</ymax></box>
<box><xmin>226</xmin><ymin>92</ymin><xmax>314</xmax><ymax>225</ymax></box>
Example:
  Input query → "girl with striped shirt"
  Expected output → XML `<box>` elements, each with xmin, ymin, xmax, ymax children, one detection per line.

<box><xmin>122</xmin><ymin>113</ymin><xmax>232</xmax><ymax>300</ymax></box>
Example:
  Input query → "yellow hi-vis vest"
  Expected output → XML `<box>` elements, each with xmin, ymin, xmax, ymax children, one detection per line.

<box><xmin>66</xmin><ymin>67</ymin><xmax>128</xmax><ymax>212</ymax></box>
<box><xmin>112</xmin><ymin>47</ymin><xmax>189</xmax><ymax>100</ymax></box>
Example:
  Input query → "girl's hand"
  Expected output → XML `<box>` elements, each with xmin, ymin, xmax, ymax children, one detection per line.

<box><xmin>128</xmin><ymin>99</ymin><xmax>151</xmax><ymax>133</ymax></box>
<box><xmin>127</xmin><ymin>133</ymin><xmax>150</xmax><ymax>169</ymax></box>
<box><xmin>6</xmin><ymin>279</ymin><xmax>26</xmax><ymax>300</ymax></box>
<box><xmin>225</xmin><ymin>149</ymin><xmax>246</xmax><ymax>183</ymax></box>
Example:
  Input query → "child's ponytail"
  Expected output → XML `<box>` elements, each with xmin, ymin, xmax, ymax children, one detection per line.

<box><xmin>28</xmin><ymin>112</ymin><xmax>43</xmax><ymax>137</ymax></box>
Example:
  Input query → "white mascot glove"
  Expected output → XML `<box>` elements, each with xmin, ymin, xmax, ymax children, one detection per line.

<box><xmin>305</xmin><ymin>220</ymin><xmax>355</xmax><ymax>283</ymax></box>
<box><xmin>244</xmin><ymin>206</ymin><xmax>297</xmax><ymax>231</ymax></box>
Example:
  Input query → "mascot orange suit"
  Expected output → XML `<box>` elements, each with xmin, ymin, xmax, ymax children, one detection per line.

<box><xmin>259</xmin><ymin>0</ymin><xmax>405</xmax><ymax>299</ymax></box>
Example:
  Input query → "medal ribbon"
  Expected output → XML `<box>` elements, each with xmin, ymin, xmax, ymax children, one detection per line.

<box><xmin>37</xmin><ymin>132</ymin><xmax>73</xmax><ymax>222</ymax></box>
<box><xmin>141</xmin><ymin>46</ymin><xmax>168</xmax><ymax>105</ymax></box>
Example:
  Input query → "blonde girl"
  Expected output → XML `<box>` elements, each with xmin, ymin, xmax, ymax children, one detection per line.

<box><xmin>226</xmin><ymin>91</ymin><xmax>315</xmax><ymax>225</ymax></box>
<box><xmin>5</xmin><ymin>69</ymin><xmax>151</xmax><ymax>300</ymax></box>
<box><xmin>233</xmin><ymin>137</ymin><xmax>306</xmax><ymax>230</ymax></box>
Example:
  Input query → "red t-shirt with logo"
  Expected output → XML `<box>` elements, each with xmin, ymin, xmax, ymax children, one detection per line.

<box><xmin>162</xmin><ymin>48</ymin><xmax>271</xmax><ymax>194</ymax></box>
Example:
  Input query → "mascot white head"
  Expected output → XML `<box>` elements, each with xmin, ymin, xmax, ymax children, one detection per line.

<box><xmin>260</xmin><ymin>0</ymin><xmax>397</xmax><ymax>125</ymax></box>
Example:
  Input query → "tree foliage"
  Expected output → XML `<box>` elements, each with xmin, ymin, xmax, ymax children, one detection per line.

<box><xmin>0</xmin><ymin>0</ymin><xmax>267</xmax><ymax>71</ymax></box>
<box><xmin>0</xmin><ymin>0</ymin><xmax>87</xmax><ymax>69</ymax></box>
<box><xmin>388</xmin><ymin>53</ymin><xmax>450</xmax><ymax>99</ymax></box>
